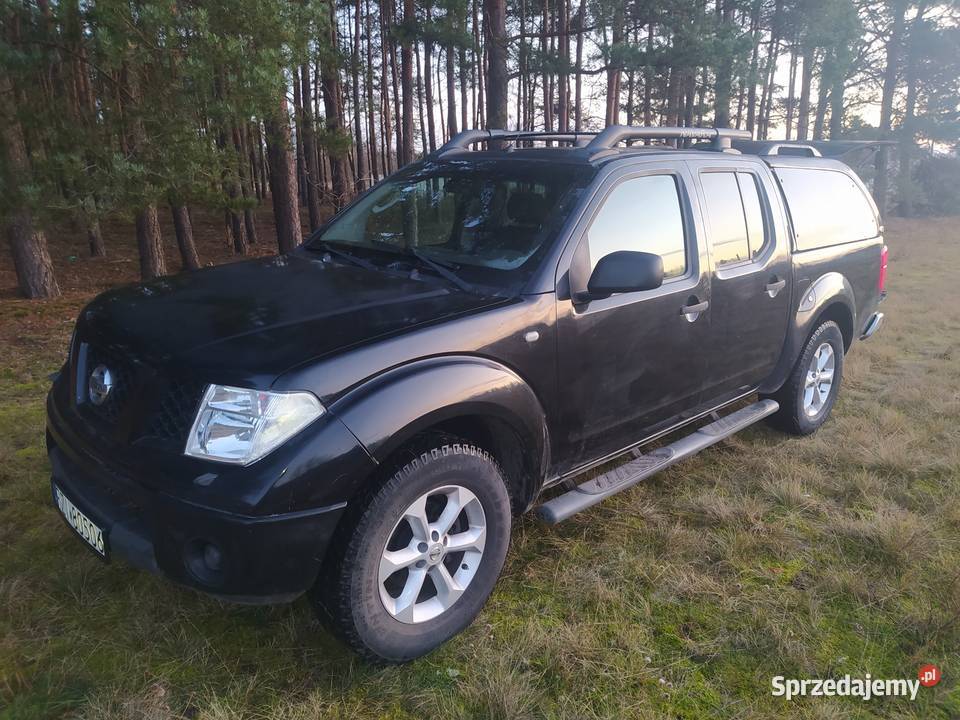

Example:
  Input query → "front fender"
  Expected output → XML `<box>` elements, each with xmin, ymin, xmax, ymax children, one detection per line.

<box><xmin>759</xmin><ymin>272</ymin><xmax>856</xmax><ymax>394</ymax></box>
<box><xmin>330</xmin><ymin>355</ymin><xmax>549</xmax><ymax>479</ymax></box>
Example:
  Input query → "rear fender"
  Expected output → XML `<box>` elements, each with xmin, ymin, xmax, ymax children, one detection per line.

<box><xmin>759</xmin><ymin>272</ymin><xmax>856</xmax><ymax>394</ymax></box>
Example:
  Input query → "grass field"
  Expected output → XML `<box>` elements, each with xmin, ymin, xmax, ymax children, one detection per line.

<box><xmin>1</xmin><ymin>216</ymin><xmax>958</xmax><ymax>719</ymax></box>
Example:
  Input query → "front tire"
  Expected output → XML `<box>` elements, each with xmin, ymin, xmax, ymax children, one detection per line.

<box><xmin>765</xmin><ymin>320</ymin><xmax>845</xmax><ymax>435</ymax></box>
<box><xmin>313</xmin><ymin>440</ymin><xmax>512</xmax><ymax>663</ymax></box>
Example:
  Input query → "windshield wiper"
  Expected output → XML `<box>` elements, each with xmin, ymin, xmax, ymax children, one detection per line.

<box><xmin>308</xmin><ymin>240</ymin><xmax>377</xmax><ymax>271</ymax></box>
<box><xmin>404</xmin><ymin>247</ymin><xmax>480</xmax><ymax>295</ymax></box>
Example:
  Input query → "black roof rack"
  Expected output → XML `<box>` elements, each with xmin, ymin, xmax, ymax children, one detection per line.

<box><xmin>585</xmin><ymin>125</ymin><xmax>752</xmax><ymax>153</ymax></box>
<box><xmin>435</xmin><ymin>129</ymin><xmax>596</xmax><ymax>155</ymax></box>
<box><xmin>434</xmin><ymin>125</ymin><xmax>755</xmax><ymax>159</ymax></box>
<box><xmin>431</xmin><ymin>126</ymin><xmax>897</xmax><ymax>166</ymax></box>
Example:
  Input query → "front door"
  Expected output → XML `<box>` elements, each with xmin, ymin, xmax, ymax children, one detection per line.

<box><xmin>691</xmin><ymin>163</ymin><xmax>792</xmax><ymax>402</ymax></box>
<box><xmin>555</xmin><ymin>164</ymin><xmax>713</xmax><ymax>471</ymax></box>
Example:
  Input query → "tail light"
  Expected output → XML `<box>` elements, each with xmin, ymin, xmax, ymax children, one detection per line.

<box><xmin>878</xmin><ymin>245</ymin><xmax>888</xmax><ymax>293</ymax></box>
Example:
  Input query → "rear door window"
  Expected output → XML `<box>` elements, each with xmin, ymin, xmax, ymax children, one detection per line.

<box><xmin>738</xmin><ymin>172</ymin><xmax>769</xmax><ymax>260</ymax></box>
<box><xmin>699</xmin><ymin>171</ymin><xmax>770</xmax><ymax>266</ymax></box>
<box><xmin>775</xmin><ymin>168</ymin><xmax>879</xmax><ymax>250</ymax></box>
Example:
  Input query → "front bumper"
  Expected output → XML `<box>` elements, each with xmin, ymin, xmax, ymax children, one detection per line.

<box><xmin>46</xmin><ymin>396</ymin><xmax>354</xmax><ymax>604</ymax></box>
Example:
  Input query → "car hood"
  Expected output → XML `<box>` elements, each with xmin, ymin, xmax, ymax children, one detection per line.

<box><xmin>78</xmin><ymin>253</ymin><xmax>505</xmax><ymax>384</ymax></box>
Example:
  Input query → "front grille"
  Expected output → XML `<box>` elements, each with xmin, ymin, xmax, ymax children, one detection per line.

<box><xmin>146</xmin><ymin>377</ymin><xmax>207</xmax><ymax>443</ymax></box>
<box><xmin>82</xmin><ymin>344</ymin><xmax>136</xmax><ymax>424</ymax></box>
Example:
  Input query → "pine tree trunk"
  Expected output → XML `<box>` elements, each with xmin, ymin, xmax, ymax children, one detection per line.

<box><xmin>484</xmin><ymin>0</ymin><xmax>509</xmax><ymax>130</ymax></box>
<box><xmin>684</xmin><ymin>72</ymin><xmax>696</xmax><ymax>127</ymax></box>
<box><xmin>542</xmin><ymin>0</ymin><xmax>553</xmax><ymax>131</ymax></box>
<box><xmin>898</xmin><ymin>0</ymin><xmax>927</xmax><ymax>217</ymax></box>
<box><xmin>234</xmin><ymin>125</ymin><xmax>259</xmax><ymax>245</ymax></box>
<box><xmin>460</xmin><ymin>45</ymin><xmax>469</xmax><ymax>131</ymax></box>
<box><xmin>423</xmin><ymin>4</ymin><xmax>438</xmax><ymax>152</ymax></box>
<box><xmin>364</xmin><ymin>0</ymin><xmax>380</xmax><ymax>178</ymax></box>
<box><xmin>389</xmin><ymin>2</ymin><xmax>403</xmax><ymax>160</ymax></box>
<box><xmin>416</xmin><ymin>46</ymin><xmax>429</xmax><ymax>151</ymax></box>
<box><xmin>812</xmin><ymin>77</ymin><xmax>830</xmax><ymax>140</ymax></box>
<box><xmin>873</xmin><ymin>0</ymin><xmax>907</xmax><ymax>216</ymax></box>
<box><xmin>557</xmin><ymin>0</ymin><xmax>569</xmax><ymax>131</ymax></box>
<box><xmin>745</xmin><ymin>0</ymin><xmax>762</xmax><ymax>133</ymax></box>
<box><xmin>604</xmin><ymin>8</ymin><xmax>624</xmax><ymax>126</ymax></box>
<box><xmin>476</xmin><ymin>0</ymin><xmax>486</xmax><ymax>127</ymax></box>
<box><xmin>136</xmin><ymin>205</ymin><xmax>167</xmax><ymax>279</ymax></box>
<box><xmin>400</xmin><ymin>0</ymin><xmax>416</xmax><ymax>164</ymax></box>
<box><xmin>446</xmin><ymin>41</ymin><xmax>458</xmax><ymax>137</ymax></box>
<box><xmin>3</xmin><ymin>74</ymin><xmax>60</xmax><ymax>299</ymax></box>
<box><xmin>796</xmin><ymin>46</ymin><xmax>815</xmax><ymax>140</ymax></box>
<box><xmin>643</xmin><ymin>24</ymin><xmax>653</xmax><ymax>127</ymax></box>
<box><xmin>379</xmin><ymin>0</ymin><xmax>395</xmax><ymax>173</ymax></box>
<box><xmin>228</xmin><ymin>202</ymin><xmax>247</xmax><ymax>254</ymax></box>
<box><xmin>266</xmin><ymin>97</ymin><xmax>302</xmax><ymax>253</ymax></box>
<box><xmin>84</xmin><ymin>202</ymin><xmax>106</xmax><ymax>257</ymax></box>
<box><xmin>352</xmin><ymin>0</ymin><xmax>369</xmax><ymax>190</ymax></box>
<box><xmin>714</xmin><ymin>0</ymin><xmax>734</xmax><ymax>127</ymax></box>
<box><xmin>292</xmin><ymin>70</ymin><xmax>308</xmax><ymax>205</ymax></box>
<box><xmin>320</xmin><ymin>2</ymin><xmax>355</xmax><ymax>209</ymax></box>
<box><xmin>575</xmin><ymin>0</ymin><xmax>587</xmax><ymax>131</ymax></box>
<box><xmin>299</xmin><ymin>64</ymin><xmax>323</xmax><ymax>228</ymax></box>
<box><xmin>784</xmin><ymin>39</ymin><xmax>799</xmax><ymax>140</ymax></box>
<box><xmin>7</xmin><ymin>210</ymin><xmax>60</xmax><ymax>298</ymax></box>
<box><xmin>437</xmin><ymin>49</ymin><xmax>447</xmax><ymax>140</ymax></box>
<box><xmin>248</xmin><ymin>124</ymin><xmax>263</xmax><ymax>201</ymax></box>
<box><xmin>255</xmin><ymin>122</ymin><xmax>269</xmax><ymax>198</ymax></box>
<box><xmin>170</xmin><ymin>203</ymin><xmax>201</xmax><ymax>271</ymax></box>
<box><xmin>757</xmin><ymin>0</ymin><xmax>783</xmax><ymax>139</ymax></box>
<box><xmin>828</xmin><ymin>60</ymin><xmax>845</xmax><ymax>139</ymax></box>
<box><xmin>123</xmin><ymin>63</ymin><xmax>167</xmax><ymax>279</ymax></box>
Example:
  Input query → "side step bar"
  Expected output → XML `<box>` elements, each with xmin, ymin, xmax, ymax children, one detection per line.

<box><xmin>536</xmin><ymin>399</ymin><xmax>779</xmax><ymax>524</ymax></box>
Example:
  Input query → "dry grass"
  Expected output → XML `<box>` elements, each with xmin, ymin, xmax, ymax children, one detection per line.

<box><xmin>1</xmin><ymin>216</ymin><xmax>959</xmax><ymax>718</ymax></box>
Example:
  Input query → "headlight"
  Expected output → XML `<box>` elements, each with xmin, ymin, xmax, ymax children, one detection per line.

<box><xmin>185</xmin><ymin>385</ymin><xmax>325</xmax><ymax>465</ymax></box>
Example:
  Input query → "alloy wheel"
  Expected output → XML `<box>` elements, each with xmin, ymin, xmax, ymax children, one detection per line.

<box><xmin>378</xmin><ymin>485</ymin><xmax>487</xmax><ymax>624</ymax></box>
<box><xmin>803</xmin><ymin>342</ymin><xmax>836</xmax><ymax>417</ymax></box>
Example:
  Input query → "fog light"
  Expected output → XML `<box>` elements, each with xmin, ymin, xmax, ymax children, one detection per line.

<box><xmin>184</xmin><ymin>539</ymin><xmax>226</xmax><ymax>586</ymax></box>
<box><xmin>203</xmin><ymin>542</ymin><xmax>223</xmax><ymax>572</ymax></box>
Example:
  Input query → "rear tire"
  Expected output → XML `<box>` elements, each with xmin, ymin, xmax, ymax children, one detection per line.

<box><xmin>765</xmin><ymin>320</ymin><xmax>845</xmax><ymax>436</ymax></box>
<box><xmin>312</xmin><ymin>439</ymin><xmax>512</xmax><ymax>663</ymax></box>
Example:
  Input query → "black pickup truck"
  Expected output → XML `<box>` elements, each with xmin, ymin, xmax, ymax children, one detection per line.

<box><xmin>47</xmin><ymin>126</ymin><xmax>887</xmax><ymax>662</ymax></box>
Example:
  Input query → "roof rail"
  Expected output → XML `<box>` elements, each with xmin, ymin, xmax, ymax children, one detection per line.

<box><xmin>435</xmin><ymin>129</ymin><xmax>596</xmax><ymax>154</ymax></box>
<box><xmin>731</xmin><ymin>139</ymin><xmax>897</xmax><ymax>163</ymax></box>
<box><xmin>765</xmin><ymin>143</ymin><xmax>821</xmax><ymax>157</ymax></box>
<box><xmin>752</xmin><ymin>142</ymin><xmax>822</xmax><ymax>157</ymax></box>
<box><xmin>585</xmin><ymin>125</ymin><xmax>752</xmax><ymax>153</ymax></box>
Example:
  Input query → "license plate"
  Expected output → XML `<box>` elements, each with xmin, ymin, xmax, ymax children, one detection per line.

<box><xmin>54</xmin><ymin>485</ymin><xmax>107</xmax><ymax>558</ymax></box>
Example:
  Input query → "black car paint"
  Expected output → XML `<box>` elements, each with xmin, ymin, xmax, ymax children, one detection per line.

<box><xmin>47</xmin><ymin>148</ymin><xmax>884</xmax><ymax>601</ymax></box>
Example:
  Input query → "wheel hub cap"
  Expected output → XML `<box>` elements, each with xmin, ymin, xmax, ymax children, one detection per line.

<box><xmin>803</xmin><ymin>342</ymin><xmax>836</xmax><ymax>417</ymax></box>
<box><xmin>378</xmin><ymin>485</ymin><xmax>487</xmax><ymax>624</ymax></box>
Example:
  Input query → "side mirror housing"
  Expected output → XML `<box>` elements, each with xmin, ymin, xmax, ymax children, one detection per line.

<box><xmin>584</xmin><ymin>250</ymin><xmax>664</xmax><ymax>299</ymax></box>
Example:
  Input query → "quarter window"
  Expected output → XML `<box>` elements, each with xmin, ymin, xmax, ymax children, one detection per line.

<box><xmin>775</xmin><ymin>168</ymin><xmax>878</xmax><ymax>250</ymax></box>
<box><xmin>586</xmin><ymin>175</ymin><xmax>687</xmax><ymax>280</ymax></box>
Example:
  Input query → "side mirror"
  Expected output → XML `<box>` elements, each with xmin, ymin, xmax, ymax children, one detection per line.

<box><xmin>585</xmin><ymin>250</ymin><xmax>664</xmax><ymax>299</ymax></box>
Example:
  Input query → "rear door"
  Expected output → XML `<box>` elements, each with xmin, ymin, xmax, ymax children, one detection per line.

<box><xmin>554</xmin><ymin>161</ymin><xmax>712</xmax><ymax>470</ymax></box>
<box><xmin>688</xmin><ymin>160</ymin><xmax>792</xmax><ymax>402</ymax></box>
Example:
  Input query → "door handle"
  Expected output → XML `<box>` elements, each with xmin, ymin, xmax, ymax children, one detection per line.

<box><xmin>765</xmin><ymin>277</ymin><xmax>786</xmax><ymax>298</ymax></box>
<box><xmin>680</xmin><ymin>299</ymin><xmax>709</xmax><ymax>322</ymax></box>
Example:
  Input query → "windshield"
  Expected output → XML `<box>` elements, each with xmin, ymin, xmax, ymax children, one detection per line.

<box><xmin>308</xmin><ymin>160</ymin><xmax>593</xmax><ymax>288</ymax></box>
